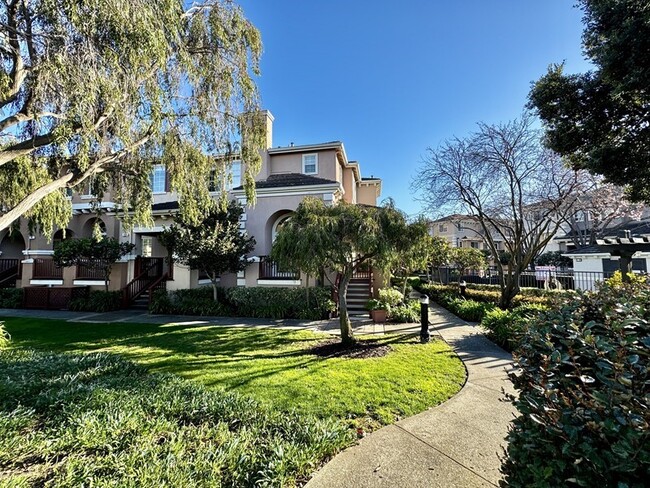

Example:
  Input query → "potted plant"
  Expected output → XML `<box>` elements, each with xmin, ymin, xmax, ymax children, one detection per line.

<box><xmin>367</xmin><ymin>298</ymin><xmax>388</xmax><ymax>323</ymax></box>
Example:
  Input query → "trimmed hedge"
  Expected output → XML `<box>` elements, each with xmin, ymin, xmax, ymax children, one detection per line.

<box><xmin>151</xmin><ymin>286</ymin><xmax>336</xmax><ymax>320</ymax></box>
<box><xmin>480</xmin><ymin>303</ymin><xmax>548</xmax><ymax>351</ymax></box>
<box><xmin>501</xmin><ymin>283</ymin><xmax>650</xmax><ymax>487</ymax></box>
<box><xmin>69</xmin><ymin>290</ymin><xmax>122</xmax><ymax>312</ymax></box>
<box><xmin>0</xmin><ymin>288</ymin><xmax>23</xmax><ymax>309</ymax></box>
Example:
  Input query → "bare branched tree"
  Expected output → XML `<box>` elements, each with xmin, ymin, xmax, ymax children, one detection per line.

<box><xmin>415</xmin><ymin>114</ymin><xmax>582</xmax><ymax>308</ymax></box>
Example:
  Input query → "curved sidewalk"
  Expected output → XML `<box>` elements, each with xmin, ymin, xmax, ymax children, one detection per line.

<box><xmin>306</xmin><ymin>304</ymin><xmax>517</xmax><ymax>488</ymax></box>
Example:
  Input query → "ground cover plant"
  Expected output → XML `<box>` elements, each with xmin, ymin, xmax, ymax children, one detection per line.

<box><xmin>2</xmin><ymin>317</ymin><xmax>465</xmax><ymax>429</ymax></box>
<box><xmin>501</xmin><ymin>282</ymin><xmax>650</xmax><ymax>486</ymax></box>
<box><xmin>0</xmin><ymin>288</ymin><xmax>22</xmax><ymax>309</ymax></box>
<box><xmin>0</xmin><ymin>349</ymin><xmax>351</xmax><ymax>487</ymax></box>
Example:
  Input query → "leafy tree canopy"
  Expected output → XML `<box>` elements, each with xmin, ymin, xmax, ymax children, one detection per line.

<box><xmin>53</xmin><ymin>236</ymin><xmax>135</xmax><ymax>290</ymax></box>
<box><xmin>271</xmin><ymin>197</ymin><xmax>411</xmax><ymax>343</ymax></box>
<box><xmin>0</xmin><ymin>0</ymin><xmax>264</xmax><ymax>235</ymax></box>
<box><xmin>529</xmin><ymin>0</ymin><xmax>650</xmax><ymax>201</ymax></box>
<box><xmin>159</xmin><ymin>200</ymin><xmax>255</xmax><ymax>301</ymax></box>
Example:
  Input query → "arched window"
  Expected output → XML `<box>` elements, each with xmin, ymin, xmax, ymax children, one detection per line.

<box><xmin>271</xmin><ymin>214</ymin><xmax>292</xmax><ymax>243</ymax></box>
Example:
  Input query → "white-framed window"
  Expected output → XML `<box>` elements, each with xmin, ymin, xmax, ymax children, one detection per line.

<box><xmin>302</xmin><ymin>154</ymin><xmax>318</xmax><ymax>175</ymax></box>
<box><xmin>208</xmin><ymin>161</ymin><xmax>242</xmax><ymax>193</ymax></box>
<box><xmin>228</xmin><ymin>161</ymin><xmax>241</xmax><ymax>190</ymax></box>
<box><xmin>150</xmin><ymin>165</ymin><xmax>166</xmax><ymax>193</ymax></box>
<box><xmin>141</xmin><ymin>236</ymin><xmax>153</xmax><ymax>257</ymax></box>
<box><xmin>272</xmin><ymin>214</ymin><xmax>292</xmax><ymax>242</ymax></box>
<box><xmin>438</xmin><ymin>224</ymin><xmax>448</xmax><ymax>233</ymax></box>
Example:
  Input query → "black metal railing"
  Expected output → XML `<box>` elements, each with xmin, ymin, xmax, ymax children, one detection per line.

<box><xmin>258</xmin><ymin>256</ymin><xmax>299</xmax><ymax>280</ymax></box>
<box><xmin>430</xmin><ymin>266</ymin><xmax>617</xmax><ymax>291</ymax></box>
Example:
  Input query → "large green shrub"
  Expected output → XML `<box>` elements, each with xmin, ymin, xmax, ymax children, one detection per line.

<box><xmin>150</xmin><ymin>286</ymin><xmax>335</xmax><ymax>320</ymax></box>
<box><xmin>0</xmin><ymin>288</ymin><xmax>23</xmax><ymax>308</ymax></box>
<box><xmin>390</xmin><ymin>300</ymin><xmax>420</xmax><ymax>323</ymax></box>
<box><xmin>69</xmin><ymin>290</ymin><xmax>122</xmax><ymax>312</ymax></box>
<box><xmin>480</xmin><ymin>303</ymin><xmax>548</xmax><ymax>351</ymax></box>
<box><xmin>501</xmin><ymin>283</ymin><xmax>650</xmax><ymax>487</ymax></box>
<box><xmin>149</xmin><ymin>287</ymin><xmax>232</xmax><ymax>316</ymax></box>
<box><xmin>0</xmin><ymin>349</ymin><xmax>352</xmax><ymax>487</ymax></box>
<box><xmin>227</xmin><ymin>286</ymin><xmax>334</xmax><ymax>320</ymax></box>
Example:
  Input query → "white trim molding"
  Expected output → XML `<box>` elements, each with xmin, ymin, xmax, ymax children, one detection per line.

<box><xmin>22</xmin><ymin>250</ymin><xmax>54</xmax><ymax>256</ymax></box>
<box><xmin>30</xmin><ymin>279</ymin><xmax>63</xmax><ymax>286</ymax></box>
<box><xmin>198</xmin><ymin>278</ymin><xmax>220</xmax><ymax>286</ymax></box>
<box><xmin>257</xmin><ymin>279</ymin><xmax>301</xmax><ymax>286</ymax></box>
<box><xmin>73</xmin><ymin>280</ymin><xmax>108</xmax><ymax>286</ymax></box>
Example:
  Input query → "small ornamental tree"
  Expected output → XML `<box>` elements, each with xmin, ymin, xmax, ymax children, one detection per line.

<box><xmin>159</xmin><ymin>201</ymin><xmax>255</xmax><ymax>301</ymax></box>
<box><xmin>451</xmin><ymin>247</ymin><xmax>487</xmax><ymax>282</ymax></box>
<box><xmin>271</xmin><ymin>198</ymin><xmax>411</xmax><ymax>344</ymax></box>
<box><xmin>428</xmin><ymin>236</ymin><xmax>453</xmax><ymax>283</ymax></box>
<box><xmin>389</xmin><ymin>218</ymin><xmax>430</xmax><ymax>296</ymax></box>
<box><xmin>53</xmin><ymin>237</ymin><xmax>135</xmax><ymax>291</ymax></box>
<box><xmin>535</xmin><ymin>251</ymin><xmax>573</xmax><ymax>268</ymax></box>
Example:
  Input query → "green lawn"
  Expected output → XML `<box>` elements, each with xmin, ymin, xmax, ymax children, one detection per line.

<box><xmin>2</xmin><ymin>317</ymin><xmax>465</xmax><ymax>427</ymax></box>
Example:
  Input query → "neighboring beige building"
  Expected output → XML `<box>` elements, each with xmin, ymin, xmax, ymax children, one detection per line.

<box><xmin>0</xmin><ymin>111</ymin><xmax>382</xmax><ymax>309</ymax></box>
<box><xmin>429</xmin><ymin>214</ymin><xmax>508</xmax><ymax>251</ymax></box>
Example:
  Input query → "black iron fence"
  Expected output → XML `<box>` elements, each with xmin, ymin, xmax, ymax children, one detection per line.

<box><xmin>430</xmin><ymin>266</ymin><xmax>617</xmax><ymax>291</ymax></box>
<box><xmin>259</xmin><ymin>256</ymin><xmax>299</xmax><ymax>280</ymax></box>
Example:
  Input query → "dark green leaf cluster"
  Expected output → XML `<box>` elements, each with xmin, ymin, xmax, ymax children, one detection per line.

<box><xmin>160</xmin><ymin>200</ymin><xmax>255</xmax><ymax>287</ymax></box>
<box><xmin>53</xmin><ymin>237</ymin><xmax>135</xmax><ymax>267</ymax></box>
<box><xmin>0</xmin><ymin>349</ymin><xmax>352</xmax><ymax>487</ymax></box>
<box><xmin>149</xmin><ymin>286</ymin><xmax>336</xmax><ymax>320</ymax></box>
<box><xmin>0</xmin><ymin>288</ymin><xmax>23</xmax><ymax>309</ymax></box>
<box><xmin>535</xmin><ymin>251</ymin><xmax>573</xmax><ymax>268</ymax></box>
<box><xmin>529</xmin><ymin>0</ymin><xmax>650</xmax><ymax>201</ymax></box>
<box><xmin>68</xmin><ymin>290</ymin><xmax>122</xmax><ymax>312</ymax></box>
<box><xmin>501</xmin><ymin>283</ymin><xmax>650</xmax><ymax>487</ymax></box>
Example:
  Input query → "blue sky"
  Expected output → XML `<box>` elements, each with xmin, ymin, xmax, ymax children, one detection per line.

<box><xmin>238</xmin><ymin>1</ymin><xmax>592</xmax><ymax>217</ymax></box>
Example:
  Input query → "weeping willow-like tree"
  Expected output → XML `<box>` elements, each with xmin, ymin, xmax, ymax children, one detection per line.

<box><xmin>0</xmin><ymin>0</ymin><xmax>264</xmax><ymax>235</ymax></box>
<box><xmin>271</xmin><ymin>197</ymin><xmax>411</xmax><ymax>344</ymax></box>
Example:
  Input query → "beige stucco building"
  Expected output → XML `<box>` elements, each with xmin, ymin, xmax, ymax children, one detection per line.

<box><xmin>0</xmin><ymin>110</ymin><xmax>382</xmax><ymax>309</ymax></box>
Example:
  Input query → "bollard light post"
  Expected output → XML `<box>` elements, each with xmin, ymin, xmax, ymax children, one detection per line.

<box><xmin>459</xmin><ymin>280</ymin><xmax>467</xmax><ymax>297</ymax></box>
<box><xmin>419</xmin><ymin>294</ymin><xmax>430</xmax><ymax>343</ymax></box>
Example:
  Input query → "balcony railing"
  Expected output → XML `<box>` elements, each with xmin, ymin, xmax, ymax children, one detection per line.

<box><xmin>75</xmin><ymin>259</ymin><xmax>108</xmax><ymax>280</ymax></box>
<box><xmin>259</xmin><ymin>256</ymin><xmax>299</xmax><ymax>280</ymax></box>
<box><xmin>32</xmin><ymin>258</ymin><xmax>63</xmax><ymax>279</ymax></box>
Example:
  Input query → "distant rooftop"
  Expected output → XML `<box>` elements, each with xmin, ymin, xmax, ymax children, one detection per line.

<box><xmin>233</xmin><ymin>173</ymin><xmax>339</xmax><ymax>191</ymax></box>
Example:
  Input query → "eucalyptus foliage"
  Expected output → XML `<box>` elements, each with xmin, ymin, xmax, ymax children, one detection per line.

<box><xmin>0</xmin><ymin>0</ymin><xmax>264</xmax><ymax>235</ymax></box>
<box><xmin>158</xmin><ymin>200</ymin><xmax>255</xmax><ymax>301</ymax></box>
<box><xmin>271</xmin><ymin>197</ymin><xmax>412</xmax><ymax>344</ymax></box>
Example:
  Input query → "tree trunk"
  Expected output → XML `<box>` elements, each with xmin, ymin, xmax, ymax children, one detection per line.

<box><xmin>401</xmin><ymin>274</ymin><xmax>408</xmax><ymax>297</ymax></box>
<box><xmin>104</xmin><ymin>267</ymin><xmax>110</xmax><ymax>292</ymax></box>
<box><xmin>499</xmin><ymin>268</ymin><xmax>521</xmax><ymax>309</ymax></box>
<box><xmin>338</xmin><ymin>271</ymin><xmax>355</xmax><ymax>344</ymax></box>
<box><xmin>210</xmin><ymin>273</ymin><xmax>219</xmax><ymax>302</ymax></box>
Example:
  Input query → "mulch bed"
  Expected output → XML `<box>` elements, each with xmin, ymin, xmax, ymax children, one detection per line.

<box><xmin>309</xmin><ymin>338</ymin><xmax>391</xmax><ymax>359</ymax></box>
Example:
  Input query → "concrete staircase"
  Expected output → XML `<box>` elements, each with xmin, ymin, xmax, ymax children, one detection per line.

<box><xmin>346</xmin><ymin>277</ymin><xmax>372</xmax><ymax>316</ymax></box>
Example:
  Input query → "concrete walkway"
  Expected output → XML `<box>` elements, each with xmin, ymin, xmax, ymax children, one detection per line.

<box><xmin>306</xmin><ymin>304</ymin><xmax>516</xmax><ymax>488</ymax></box>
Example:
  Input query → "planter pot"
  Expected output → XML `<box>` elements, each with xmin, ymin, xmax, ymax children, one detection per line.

<box><xmin>370</xmin><ymin>309</ymin><xmax>387</xmax><ymax>323</ymax></box>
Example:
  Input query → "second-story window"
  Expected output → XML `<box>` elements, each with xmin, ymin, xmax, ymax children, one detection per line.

<box><xmin>208</xmin><ymin>161</ymin><xmax>242</xmax><ymax>192</ymax></box>
<box><xmin>439</xmin><ymin>224</ymin><xmax>448</xmax><ymax>233</ymax></box>
<box><xmin>150</xmin><ymin>165</ymin><xmax>166</xmax><ymax>193</ymax></box>
<box><xmin>302</xmin><ymin>154</ymin><xmax>318</xmax><ymax>175</ymax></box>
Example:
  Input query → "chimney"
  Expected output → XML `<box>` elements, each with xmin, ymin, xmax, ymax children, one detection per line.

<box><xmin>260</xmin><ymin>109</ymin><xmax>274</xmax><ymax>149</ymax></box>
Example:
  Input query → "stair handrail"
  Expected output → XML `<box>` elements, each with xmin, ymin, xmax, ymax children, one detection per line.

<box><xmin>122</xmin><ymin>259</ymin><xmax>163</xmax><ymax>307</ymax></box>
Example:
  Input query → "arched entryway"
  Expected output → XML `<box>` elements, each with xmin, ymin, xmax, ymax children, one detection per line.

<box><xmin>0</xmin><ymin>231</ymin><xmax>25</xmax><ymax>259</ymax></box>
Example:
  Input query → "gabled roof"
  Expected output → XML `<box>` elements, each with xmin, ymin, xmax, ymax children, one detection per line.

<box><xmin>232</xmin><ymin>173</ymin><xmax>339</xmax><ymax>191</ymax></box>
